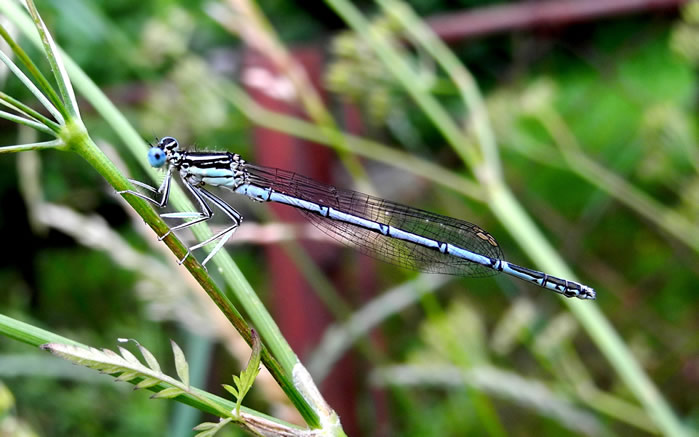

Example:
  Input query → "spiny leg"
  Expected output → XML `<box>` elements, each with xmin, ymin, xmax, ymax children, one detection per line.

<box><xmin>158</xmin><ymin>174</ymin><xmax>215</xmax><ymax>240</ymax></box>
<box><xmin>118</xmin><ymin>168</ymin><xmax>174</xmax><ymax>208</ymax></box>
<box><xmin>168</xmin><ymin>182</ymin><xmax>242</xmax><ymax>266</ymax></box>
<box><xmin>120</xmin><ymin>171</ymin><xmax>242</xmax><ymax>267</ymax></box>
<box><xmin>185</xmin><ymin>186</ymin><xmax>242</xmax><ymax>266</ymax></box>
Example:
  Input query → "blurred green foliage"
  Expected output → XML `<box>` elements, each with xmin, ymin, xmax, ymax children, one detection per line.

<box><xmin>0</xmin><ymin>0</ymin><xmax>698</xmax><ymax>435</ymax></box>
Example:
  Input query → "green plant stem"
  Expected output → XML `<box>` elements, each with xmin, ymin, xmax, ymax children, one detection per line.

<box><xmin>221</xmin><ymin>82</ymin><xmax>484</xmax><ymax>202</ymax></box>
<box><xmin>0</xmin><ymin>21</ymin><xmax>66</xmax><ymax>119</ymax></box>
<box><xmin>0</xmin><ymin>110</ymin><xmax>54</xmax><ymax>135</ymax></box>
<box><xmin>0</xmin><ymin>2</ymin><xmax>322</xmax><ymax>426</ymax></box>
<box><xmin>0</xmin><ymin>313</ymin><xmax>303</xmax><ymax>431</ymax></box>
<box><xmin>0</xmin><ymin>138</ymin><xmax>62</xmax><ymax>153</ymax></box>
<box><xmin>0</xmin><ymin>91</ymin><xmax>62</xmax><ymax>132</ymax></box>
<box><xmin>25</xmin><ymin>0</ymin><xmax>80</xmax><ymax>119</ymax></box>
<box><xmin>539</xmin><ymin>108</ymin><xmax>699</xmax><ymax>254</ymax></box>
<box><xmin>0</xmin><ymin>47</ymin><xmax>63</xmax><ymax>123</ymax></box>
<box><xmin>64</xmin><ymin>128</ymin><xmax>320</xmax><ymax>426</ymax></box>
<box><xmin>324</xmin><ymin>0</ymin><xmax>482</xmax><ymax>171</ymax></box>
<box><xmin>488</xmin><ymin>181</ymin><xmax>687</xmax><ymax>437</ymax></box>
<box><xmin>215</xmin><ymin>0</ymin><xmax>372</xmax><ymax>193</ymax></box>
<box><xmin>378</xmin><ymin>0</ymin><xmax>502</xmax><ymax>178</ymax></box>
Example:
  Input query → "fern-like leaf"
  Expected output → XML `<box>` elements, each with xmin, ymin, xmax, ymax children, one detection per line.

<box><xmin>171</xmin><ymin>340</ymin><xmax>190</xmax><ymax>388</ymax></box>
<box><xmin>225</xmin><ymin>329</ymin><xmax>262</xmax><ymax>416</ymax></box>
<box><xmin>193</xmin><ymin>418</ymin><xmax>232</xmax><ymax>437</ymax></box>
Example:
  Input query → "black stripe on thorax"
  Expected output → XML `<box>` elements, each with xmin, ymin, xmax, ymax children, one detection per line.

<box><xmin>181</xmin><ymin>152</ymin><xmax>234</xmax><ymax>168</ymax></box>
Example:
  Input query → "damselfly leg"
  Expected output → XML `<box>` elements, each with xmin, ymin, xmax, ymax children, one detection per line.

<box><xmin>119</xmin><ymin>172</ymin><xmax>242</xmax><ymax>266</ymax></box>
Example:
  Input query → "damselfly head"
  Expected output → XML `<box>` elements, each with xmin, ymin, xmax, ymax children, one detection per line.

<box><xmin>147</xmin><ymin>136</ymin><xmax>180</xmax><ymax>168</ymax></box>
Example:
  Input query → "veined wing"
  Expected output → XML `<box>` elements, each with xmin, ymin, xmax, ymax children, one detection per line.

<box><xmin>246</xmin><ymin>164</ymin><xmax>503</xmax><ymax>277</ymax></box>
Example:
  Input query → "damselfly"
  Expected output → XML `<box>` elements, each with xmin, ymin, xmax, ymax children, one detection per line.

<box><xmin>120</xmin><ymin>137</ymin><xmax>596</xmax><ymax>300</ymax></box>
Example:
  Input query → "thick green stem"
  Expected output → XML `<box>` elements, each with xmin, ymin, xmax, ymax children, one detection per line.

<box><xmin>0</xmin><ymin>313</ymin><xmax>302</xmax><ymax>430</ymax></box>
<box><xmin>61</xmin><ymin>125</ymin><xmax>320</xmax><ymax>427</ymax></box>
<box><xmin>0</xmin><ymin>0</ymin><xmax>324</xmax><ymax>425</ymax></box>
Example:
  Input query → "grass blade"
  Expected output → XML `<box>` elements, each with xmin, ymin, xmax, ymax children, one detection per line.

<box><xmin>0</xmin><ymin>110</ymin><xmax>54</xmax><ymax>135</ymax></box>
<box><xmin>24</xmin><ymin>0</ymin><xmax>80</xmax><ymax>119</ymax></box>
<box><xmin>0</xmin><ymin>48</ymin><xmax>64</xmax><ymax>124</ymax></box>
<box><xmin>0</xmin><ymin>22</ymin><xmax>66</xmax><ymax>119</ymax></box>
<box><xmin>0</xmin><ymin>91</ymin><xmax>62</xmax><ymax>132</ymax></box>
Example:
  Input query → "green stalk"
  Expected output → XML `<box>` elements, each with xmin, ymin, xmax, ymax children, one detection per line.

<box><xmin>378</xmin><ymin>0</ymin><xmax>502</xmax><ymax>177</ymax></box>
<box><xmin>64</xmin><ymin>125</ymin><xmax>320</xmax><ymax>426</ymax></box>
<box><xmin>25</xmin><ymin>0</ymin><xmax>80</xmax><ymax>119</ymax></box>
<box><xmin>0</xmin><ymin>138</ymin><xmax>62</xmax><ymax>152</ymax></box>
<box><xmin>0</xmin><ymin>22</ymin><xmax>66</xmax><ymax>119</ymax></box>
<box><xmin>0</xmin><ymin>313</ymin><xmax>302</xmax><ymax>430</ymax></box>
<box><xmin>325</xmin><ymin>1</ymin><xmax>687</xmax><ymax>435</ymax></box>
<box><xmin>220</xmin><ymin>81</ymin><xmax>484</xmax><ymax>201</ymax></box>
<box><xmin>0</xmin><ymin>91</ymin><xmax>62</xmax><ymax>132</ymax></box>
<box><xmin>324</xmin><ymin>0</ymin><xmax>482</xmax><ymax>170</ymax></box>
<box><xmin>0</xmin><ymin>1</ymin><xmax>322</xmax><ymax>427</ymax></box>
<box><xmin>0</xmin><ymin>110</ymin><xmax>54</xmax><ymax>135</ymax></box>
<box><xmin>488</xmin><ymin>182</ymin><xmax>687</xmax><ymax>437</ymax></box>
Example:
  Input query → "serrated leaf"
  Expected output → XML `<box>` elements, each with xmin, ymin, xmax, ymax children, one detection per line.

<box><xmin>151</xmin><ymin>387</ymin><xmax>185</xmax><ymax>399</ymax></box>
<box><xmin>170</xmin><ymin>340</ymin><xmax>189</xmax><ymax>387</ymax></box>
<box><xmin>118</xmin><ymin>346</ymin><xmax>142</xmax><ymax>366</ymax></box>
<box><xmin>115</xmin><ymin>371</ymin><xmax>139</xmax><ymax>382</ymax></box>
<box><xmin>137</xmin><ymin>344</ymin><xmax>162</xmax><ymax>373</ymax></box>
<box><xmin>222</xmin><ymin>384</ymin><xmax>238</xmax><ymax>398</ymax></box>
<box><xmin>135</xmin><ymin>377</ymin><xmax>161</xmax><ymax>390</ymax></box>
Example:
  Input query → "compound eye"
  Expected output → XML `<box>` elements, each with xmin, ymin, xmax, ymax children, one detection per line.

<box><xmin>147</xmin><ymin>147</ymin><xmax>167</xmax><ymax>168</ymax></box>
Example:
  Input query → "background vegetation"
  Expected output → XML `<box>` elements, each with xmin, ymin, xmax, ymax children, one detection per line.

<box><xmin>0</xmin><ymin>0</ymin><xmax>697</xmax><ymax>436</ymax></box>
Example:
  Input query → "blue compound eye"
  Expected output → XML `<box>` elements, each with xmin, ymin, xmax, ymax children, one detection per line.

<box><xmin>147</xmin><ymin>147</ymin><xmax>167</xmax><ymax>168</ymax></box>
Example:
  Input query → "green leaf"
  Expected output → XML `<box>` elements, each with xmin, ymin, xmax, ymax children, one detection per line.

<box><xmin>0</xmin><ymin>47</ymin><xmax>63</xmax><ymax>123</ymax></box>
<box><xmin>25</xmin><ymin>0</ymin><xmax>80</xmax><ymax>119</ymax></box>
<box><xmin>118</xmin><ymin>346</ymin><xmax>142</xmax><ymax>366</ymax></box>
<box><xmin>150</xmin><ymin>387</ymin><xmax>185</xmax><ymax>399</ymax></box>
<box><xmin>97</xmin><ymin>365</ymin><xmax>122</xmax><ymax>374</ymax></box>
<box><xmin>222</xmin><ymin>384</ymin><xmax>238</xmax><ymax>398</ymax></box>
<box><xmin>115</xmin><ymin>371</ymin><xmax>139</xmax><ymax>382</ymax></box>
<box><xmin>231</xmin><ymin>329</ymin><xmax>262</xmax><ymax>415</ymax></box>
<box><xmin>138</xmin><ymin>344</ymin><xmax>162</xmax><ymax>373</ymax></box>
<box><xmin>193</xmin><ymin>418</ymin><xmax>232</xmax><ymax>437</ymax></box>
<box><xmin>192</xmin><ymin>422</ymin><xmax>217</xmax><ymax>431</ymax></box>
<box><xmin>171</xmin><ymin>340</ymin><xmax>190</xmax><ymax>388</ymax></box>
<box><xmin>0</xmin><ymin>21</ymin><xmax>65</xmax><ymax>117</ymax></box>
<box><xmin>134</xmin><ymin>377</ymin><xmax>161</xmax><ymax>390</ymax></box>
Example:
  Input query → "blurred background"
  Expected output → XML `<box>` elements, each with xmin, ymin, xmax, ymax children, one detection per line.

<box><xmin>0</xmin><ymin>0</ymin><xmax>698</xmax><ymax>435</ymax></box>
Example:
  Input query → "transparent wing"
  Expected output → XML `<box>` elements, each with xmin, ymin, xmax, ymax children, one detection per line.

<box><xmin>246</xmin><ymin>165</ymin><xmax>504</xmax><ymax>277</ymax></box>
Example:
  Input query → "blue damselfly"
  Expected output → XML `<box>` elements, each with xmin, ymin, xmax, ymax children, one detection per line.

<box><xmin>120</xmin><ymin>137</ymin><xmax>596</xmax><ymax>300</ymax></box>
